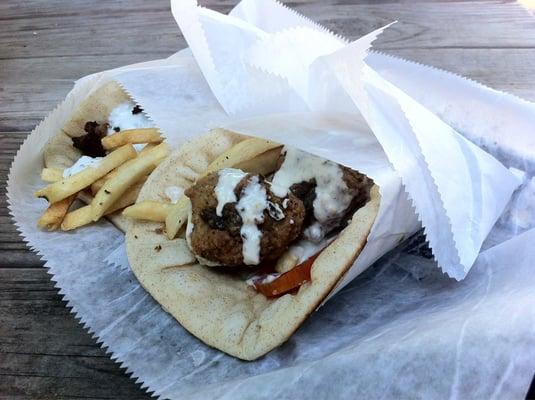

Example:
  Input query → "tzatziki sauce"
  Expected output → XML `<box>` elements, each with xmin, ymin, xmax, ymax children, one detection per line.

<box><xmin>107</xmin><ymin>102</ymin><xmax>154</xmax><ymax>134</ymax></box>
<box><xmin>236</xmin><ymin>175</ymin><xmax>268</xmax><ymax>265</ymax></box>
<box><xmin>245</xmin><ymin>272</ymin><xmax>280</xmax><ymax>287</ymax></box>
<box><xmin>271</xmin><ymin>147</ymin><xmax>354</xmax><ymax>241</ymax></box>
<box><xmin>185</xmin><ymin>206</ymin><xmax>196</xmax><ymax>250</ymax></box>
<box><xmin>267</xmin><ymin>201</ymin><xmax>284</xmax><ymax>220</ymax></box>
<box><xmin>165</xmin><ymin>186</ymin><xmax>184</xmax><ymax>204</ymax></box>
<box><xmin>288</xmin><ymin>237</ymin><xmax>333</xmax><ymax>264</ymax></box>
<box><xmin>62</xmin><ymin>156</ymin><xmax>103</xmax><ymax>178</ymax></box>
<box><xmin>214</xmin><ymin>168</ymin><xmax>247</xmax><ymax>216</ymax></box>
<box><xmin>107</xmin><ymin>102</ymin><xmax>154</xmax><ymax>152</ymax></box>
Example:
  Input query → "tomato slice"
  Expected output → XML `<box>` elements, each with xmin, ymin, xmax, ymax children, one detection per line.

<box><xmin>253</xmin><ymin>251</ymin><xmax>322</xmax><ymax>298</ymax></box>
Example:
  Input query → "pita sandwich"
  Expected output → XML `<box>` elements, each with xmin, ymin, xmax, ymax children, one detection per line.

<box><xmin>41</xmin><ymin>81</ymin><xmax>158</xmax><ymax>232</ymax></box>
<box><xmin>125</xmin><ymin>129</ymin><xmax>379</xmax><ymax>360</ymax></box>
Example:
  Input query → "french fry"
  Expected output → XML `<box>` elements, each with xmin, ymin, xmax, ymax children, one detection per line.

<box><xmin>48</xmin><ymin>150</ymin><xmax>149</xmax><ymax>197</ymax></box>
<box><xmin>90</xmin><ymin>143</ymin><xmax>169</xmax><ymax>221</ymax></box>
<box><xmin>139</xmin><ymin>142</ymin><xmax>157</xmax><ymax>155</ymax></box>
<box><xmin>41</xmin><ymin>168</ymin><xmax>64</xmax><ymax>183</ymax></box>
<box><xmin>164</xmin><ymin>197</ymin><xmax>190</xmax><ymax>239</ymax></box>
<box><xmin>101</xmin><ymin>128</ymin><xmax>162</xmax><ymax>150</ymax></box>
<box><xmin>110</xmin><ymin>181</ymin><xmax>144</xmax><ymax>210</ymax></box>
<box><xmin>35</xmin><ymin>144</ymin><xmax>137</xmax><ymax>203</ymax></box>
<box><xmin>165</xmin><ymin>138</ymin><xmax>282</xmax><ymax>239</ymax></box>
<box><xmin>234</xmin><ymin>147</ymin><xmax>283</xmax><ymax>176</ymax></box>
<box><xmin>123</xmin><ymin>201</ymin><xmax>173</xmax><ymax>222</ymax></box>
<box><xmin>89</xmin><ymin>154</ymin><xmax>142</xmax><ymax>195</ymax></box>
<box><xmin>90</xmin><ymin>148</ymin><xmax>158</xmax><ymax>195</ymax></box>
<box><xmin>60</xmin><ymin>205</ymin><xmax>92</xmax><ymax>231</ymax></box>
<box><xmin>90</xmin><ymin>170</ymin><xmax>118</xmax><ymax>195</ymax></box>
<box><xmin>37</xmin><ymin>194</ymin><xmax>76</xmax><ymax>231</ymax></box>
<box><xmin>204</xmin><ymin>137</ymin><xmax>281</xmax><ymax>176</ymax></box>
<box><xmin>61</xmin><ymin>182</ymin><xmax>143</xmax><ymax>231</ymax></box>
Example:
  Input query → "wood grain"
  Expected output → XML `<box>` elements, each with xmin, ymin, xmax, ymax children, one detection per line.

<box><xmin>1</xmin><ymin>0</ymin><xmax>534</xmax><ymax>398</ymax></box>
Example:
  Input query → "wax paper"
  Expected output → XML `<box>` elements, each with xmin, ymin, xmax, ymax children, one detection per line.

<box><xmin>171</xmin><ymin>0</ymin><xmax>519</xmax><ymax>279</ymax></box>
<box><xmin>7</xmin><ymin>0</ymin><xmax>535</xmax><ymax>398</ymax></box>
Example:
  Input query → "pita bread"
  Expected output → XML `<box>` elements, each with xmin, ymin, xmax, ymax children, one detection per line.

<box><xmin>42</xmin><ymin>81</ymin><xmax>133</xmax><ymax>232</ymax></box>
<box><xmin>126</xmin><ymin>129</ymin><xmax>380</xmax><ymax>360</ymax></box>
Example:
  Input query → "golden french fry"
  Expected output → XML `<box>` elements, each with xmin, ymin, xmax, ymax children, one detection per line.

<box><xmin>90</xmin><ymin>170</ymin><xmax>118</xmax><ymax>195</ymax></box>
<box><xmin>48</xmin><ymin>151</ymin><xmax>149</xmax><ymax>196</ymax></box>
<box><xmin>35</xmin><ymin>144</ymin><xmax>137</xmax><ymax>203</ymax></box>
<box><xmin>90</xmin><ymin>150</ymin><xmax>158</xmax><ymax>195</ymax></box>
<box><xmin>203</xmin><ymin>137</ymin><xmax>281</xmax><ymax>177</ymax></box>
<box><xmin>60</xmin><ymin>205</ymin><xmax>91</xmax><ymax>231</ymax></box>
<box><xmin>165</xmin><ymin>197</ymin><xmax>190</xmax><ymax>239</ymax></box>
<box><xmin>139</xmin><ymin>143</ymin><xmax>157</xmax><ymax>155</ymax></box>
<box><xmin>165</xmin><ymin>138</ymin><xmax>282</xmax><ymax>239</ymax></box>
<box><xmin>91</xmin><ymin>177</ymin><xmax>108</xmax><ymax>196</ymax></box>
<box><xmin>37</xmin><ymin>194</ymin><xmax>76</xmax><ymax>231</ymax></box>
<box><xmin>234</xmin><ymin>146</ymin><xmax>282</xmax><ymax>176</ymax></box>
<box><xmin>101</xmin><ymin>128</ymin><xmax>162</xmax><ymax>150</ymax></box>
<box><xmin>90</xmin><ymin>143</ymin><xmax>169</xmax><ymax>221</ymax></box>
<box><xmin>123</xmin><ymin>201</ymin><xmax>173</xmax><ymax>222</ymax></box>
<box><xmin>41</xmin><ymin>168</ymin><xmax>64</xmax><ymax>183</ymax></box>
<box><xmin>61</xmin><ymin>182</ymin><xmax>143</xmax><ymax>231</ymax></box>
<box><xmin>106</xmin><ymin>181</ymin><xmax>144</xmax><ymax>212</ymax></box>
<box><xmin>92</xmin><ymin>174</ymin><xmax>149</xmax><ymax>197</ymax></box>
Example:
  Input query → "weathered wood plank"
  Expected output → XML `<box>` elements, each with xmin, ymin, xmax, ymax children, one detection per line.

<box><xmin>3</xmin><ymin>47</ymin><xmax>535</xmax><ymax>133</ymax></box>
<box><xmin>0</xmin><ymin>132</ymin><xmax>42</xmax><ymax>267</ymax></box>
<box><xmin>0</xmin><ymin>268</ymin><xmax>151</xmax><ymax>399</ymax></box>
<box><xmin>294</xmin><ymin>1</ymin><xmax>535</xmax><ymax>47</ymax></box>
<box><xmin>1</xmin><ymin>1</ymin><xmax>535</xmax><ymax>131</ymax></box>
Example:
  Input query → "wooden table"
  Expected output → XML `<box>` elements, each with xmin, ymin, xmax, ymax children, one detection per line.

<box><xmin>2</xmin><ymin>0</ymin><xmax>535</xmax><ymax>398</ymax></box>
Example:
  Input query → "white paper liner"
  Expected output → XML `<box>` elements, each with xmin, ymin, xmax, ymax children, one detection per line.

<box><xmin>171</xmin><ymin>0</ymin><xmax>519</xmax><ymax>279</ymax></box>
<box><xmin>367</xmin><ymin>52</ymin><xmax>535</xmax><ymax>174</ymax></box>
<box><xmin>6</xmin><ymin>0</ymin><xmax>535</xmax><ymax>398</ymax></box>
<box><xmin>230</xmin><ymin>0</ymin><xmax>535</xmax><ymax>173</ymax></box>
<box><xmin>171</xmin><ymin>0</ymin><xmax>307</xmax><ymax>116</ymax></box>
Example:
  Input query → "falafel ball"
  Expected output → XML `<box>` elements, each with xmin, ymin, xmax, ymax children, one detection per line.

<box><xmin>185</xmin><ymin>171</ymin><xmax>306</xmax><ymax>267</ymax></box>
<box><xmin>341</xmin><ymin>166</ymin><xmax>373</xmax><ymax>211</ymax></box>
<box><xmin>286</xmin><ymin>166</ymin><xmax>373</xmax><ymax>231</ymax></box>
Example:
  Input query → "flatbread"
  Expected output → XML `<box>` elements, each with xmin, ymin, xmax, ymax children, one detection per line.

<box><xmin>126</xmin><ymin>129</ymin><xmax>380</xmax><ymax>360</ymax></box>
<box><xmin>42</xmin><ymin>81</ymin><xmax>133</xmax><ymax>232</ymax></box>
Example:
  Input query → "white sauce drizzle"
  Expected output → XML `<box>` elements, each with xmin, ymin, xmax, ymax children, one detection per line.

<box><xmin>165</xmin><ymin>186</ymin><xmax>184</xmax><ymax>204</ymax></box>
<box><xmin>214</xmin><ymin>168</ymin><xmax>247</xmax><ymax>216</ymax></box>
<box><xmin>271</xmin><ymin>147</ymin><xmax>354</xmax><ymax>242</ymax></box>
<box><xmin>236</xmin><ymin>176</ymin><xmax>268</xmax><ymax>265</ymax></box>
<box><xmin>107</xmin><ymin>102</ymin><xmax>154</xmax><ymax>134</ymax></box>
<box><xmin>288</xmin><ymin>237</ymin><xmax>333</xmax><ymax>264</ymax></box>
<box><xmin>246</xmin><ymin>238</ymin><xmax>333</xmax><ymax>286</ymax></box>
<box><xmin>107</xmin><ymin>102</ymin><xmax>154</xmax><ymax>152</ymax></box>
<box><xmin>63</xmin><ymin>156</ymin><xmax>103</xmax><ymax>178</ymax></box>
<box><xmin>185</xmin><ymin>207</ymin><xmax>194</xmax><ymax>249</ymax></box>
<box><xmin>267</xmin><ymin>201</ymin><xmax>284</xmax><ymax>220</ymax></box>
<box><xmin>245</xmin><ymin>273</ymin><xmax>280</xmax><ymax>288</ymax></box>
<box><xmin>303</xmin><ymin>222</ymin><xmax>324</xmax><ymax>242</ymax></box>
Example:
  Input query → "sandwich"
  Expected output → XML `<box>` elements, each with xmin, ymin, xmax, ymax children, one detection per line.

<box><xmin>35</xmin><ymin>81</ymin><xmax>169</xmax><ymax>232</ymax></box>
<box><xmin>124</xmin><ymin>128</ymin><xmax>379</xmax><ymax>360</ymax></box>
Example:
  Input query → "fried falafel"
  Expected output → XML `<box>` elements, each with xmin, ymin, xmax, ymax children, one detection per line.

<box><xmin>185</xmin><ymin>172</ymin><xmax>306</xmax><ymax>267</ymax></box>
